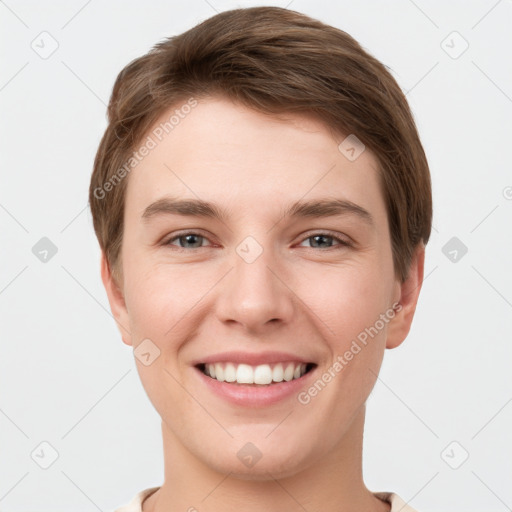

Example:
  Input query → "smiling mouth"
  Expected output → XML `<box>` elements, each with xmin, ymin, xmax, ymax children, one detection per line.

<box><xmin>196</xmin><ymin>362</ymin><xmax>317</xmax><ymax>386</ymax></box>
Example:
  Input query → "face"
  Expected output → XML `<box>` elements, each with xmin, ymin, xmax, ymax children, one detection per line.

<box><xmin>102</xmin><ymin>96</ymin><xmax>423</xmax><ymax>479</ymax></box>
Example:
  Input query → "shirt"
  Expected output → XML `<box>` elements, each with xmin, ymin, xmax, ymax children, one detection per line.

<box><xmin>114</xmin><ymin>486</ymin><xmax>419</xmax><ymax>511</ymax></box>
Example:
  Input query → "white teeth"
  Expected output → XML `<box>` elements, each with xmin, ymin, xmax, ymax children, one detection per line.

<box><xmin>272</xmin><ymin>364</ymin><xmax>284</xmax><ymax>383</ymax></box>
<box><xmin>283</xmin><ymin>363</ymin><xmax>295</xmax><ymax>381</ymax></box>
<box><xmin>236</xmin><ymin>364</ymin><xmax>254</xmax><ymax>384</ymax></box>
<box><xmin>203</xmin><ymin>362</ymin><xmax>310</xmax><ymax>385</ymax></box>
<box><xmin>254</xmin><ymin>364</ymin><xmax>273</xmax><ymax>385</ymax></box>
<box><xmin>215</xmin><ymin>364</ymin><xmax>225</xmax><ymax>382</ymax></box>
<box><xmin>224</xmin><ymin>363</ymin><xmax>236</xmax><ymax>382</ymax></box>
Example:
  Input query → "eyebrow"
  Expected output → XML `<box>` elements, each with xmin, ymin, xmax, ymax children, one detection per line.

<box><xmin>141</xmin><ymin>196</ymin><xmax>374</xmax><ymax>227</ymax></box>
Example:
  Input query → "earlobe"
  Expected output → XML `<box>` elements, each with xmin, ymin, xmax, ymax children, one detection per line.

<box><xmin>385</xmin><ymin>244</ymin><xmax>426</xmax><ymax>349</ymax></box>
<box><xmin>100</xmin><ymin>252</ymin><xmax>133</xmax><ymax>346</ymax></box>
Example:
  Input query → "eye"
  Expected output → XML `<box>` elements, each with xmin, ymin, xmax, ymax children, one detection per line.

<box><xmin>162</xmin><ymin>230</ymin><xmax>352</xmax><ymax>251</ymax></box>
<box><xmin>298</xmin><ymin>231</ymin><xmax>352</xmax><ymax>250</ymax></box>
<box><xmin>163</xmin><ymin>232</ymin><xmax>211</xmax><ymax>250</ymax></box>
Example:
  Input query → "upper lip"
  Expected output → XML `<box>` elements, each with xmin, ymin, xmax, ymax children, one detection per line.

<box><xmin>192</xmin><ymin>351</ymin><xmax>316</xmax><ymax>367</ymax></box>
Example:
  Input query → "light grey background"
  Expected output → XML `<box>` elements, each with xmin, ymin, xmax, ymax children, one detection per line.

<box><xmin>1</xmin><ymin>0</ymin><xmax>511</xmax><ymax>510</ymax></box>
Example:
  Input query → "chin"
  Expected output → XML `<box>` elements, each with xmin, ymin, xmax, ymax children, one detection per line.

<box><xmin>231</xmin><ymin>463</ymin><xmax>308</xmax><ymax>481</ymax></box>
<box><xmin>202</xmin><ymin>444</ymin><xmax>312</xmax><ymax>481</ymax></box>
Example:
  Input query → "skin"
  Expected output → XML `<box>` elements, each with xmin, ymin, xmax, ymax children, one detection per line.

<box><xmin>101</xmin><ymin>96</ymin><xmax>425</xmax><ymax>512</ymax></box>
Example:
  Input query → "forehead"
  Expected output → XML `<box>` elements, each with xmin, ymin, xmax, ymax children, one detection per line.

<box><xmin>124</xmin><ymin>96</ymin><xmax>387</xmax><ymax>226</ymax></box>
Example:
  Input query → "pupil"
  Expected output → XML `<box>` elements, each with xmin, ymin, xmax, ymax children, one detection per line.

<box><xmin>312</xmin><ymin>235</ymin><xmax>331</xmax><ymax>248</ymax></box>
<box><xmin>182</xmin><ymin>234</ymin><xmax>201</xmax><ymax>248</ymax></box>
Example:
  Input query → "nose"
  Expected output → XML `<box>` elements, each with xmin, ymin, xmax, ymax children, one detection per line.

<box><xmin>215</xmin><ymin>241</ymin><xmax>294</xmax><ymax>333</ymax></box>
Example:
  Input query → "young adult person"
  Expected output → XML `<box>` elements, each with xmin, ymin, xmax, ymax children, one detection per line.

<box><xmin>88</xmin><ymin>7</ymin><xmax>432</xmax><ymax>511</ymax></box>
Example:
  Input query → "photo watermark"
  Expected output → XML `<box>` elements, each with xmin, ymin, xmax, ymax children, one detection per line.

<box><xmin>297</xmin><ymin>301</ymin><xmax>402</xmax><ymax>405</ymax></box>
<box><xmin>93</xmin><ymin>97</ymin><xmax>198</xmax><ymax>200</ymax></box>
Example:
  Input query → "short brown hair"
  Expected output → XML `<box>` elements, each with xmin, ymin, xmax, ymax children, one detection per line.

<box><xmin>89</xmin><ymin>6</ymin><xmax>432</xmax><ymax>285</ymax></box>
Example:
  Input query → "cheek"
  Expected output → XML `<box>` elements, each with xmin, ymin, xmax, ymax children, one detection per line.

<box><xmin>122</xmin><ymin>264</ymin><xmax>202</xmax><ymax>408</ymax></box>
<box><xmin>123</xmin><ymin>261</ymin><xmax>210</xmax><ymax>345</ymax></box>
<box><xmin>299</xmin><ymin>259</ymin><xmax>391</xmax><ymax>341</ymax></box>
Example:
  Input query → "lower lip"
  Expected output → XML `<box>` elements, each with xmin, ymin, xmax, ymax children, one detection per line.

<box><xmin>193</xmin><ymin>365</ymin><xmax>317</xmax><ymax>407</ymax></box>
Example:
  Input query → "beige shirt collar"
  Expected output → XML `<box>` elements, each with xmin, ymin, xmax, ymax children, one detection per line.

<box><xmin>114</xmin><ymin>487</ymin><xmax>419</xmax><ymax>512</ymax></box>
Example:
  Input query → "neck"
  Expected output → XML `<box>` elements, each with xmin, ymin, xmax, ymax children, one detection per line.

<box><xmin>144</xmin><ymin>405</ymin><xmax>389</xmax><ymax>512</ymax></box>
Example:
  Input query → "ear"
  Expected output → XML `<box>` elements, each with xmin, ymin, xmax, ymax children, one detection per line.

<box><xmin>385</xmin><ymin>243</ymin><xmax>426</xmax><ymax>349</ymax></box>
<box><xmin>100</xmin><ymin>252</ymin><xmax>132</xmax><ymax>346</ymax></box>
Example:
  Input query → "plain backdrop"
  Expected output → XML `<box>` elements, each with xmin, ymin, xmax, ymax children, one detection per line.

<box><xmin>1</xmin><ymin>1</ymin><xmax>511</xmax><ymax>510</ymax></box>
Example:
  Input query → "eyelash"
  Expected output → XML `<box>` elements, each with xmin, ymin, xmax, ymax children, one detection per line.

<box><xmin>162</xmin><ymin>230</ymin><xmax>352</xmax><ymax>251</ymax></box>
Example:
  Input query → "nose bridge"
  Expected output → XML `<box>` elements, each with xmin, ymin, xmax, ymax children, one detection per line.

<box><xmin>217</xmin><ymin>234</ymin><xmax>293</xmax><ymax>328</ymax></box>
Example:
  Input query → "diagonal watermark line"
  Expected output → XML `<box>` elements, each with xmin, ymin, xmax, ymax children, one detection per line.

<box><xmin>471</xmin><ymin>396</ymin><xmax>512</xmax><ymax>439</ymax></box>
<box><xmin>61</xmin><ymin>471</ymin><xmax>103</xmax><ymax>511</ymax></box>
<box><xmin>266</xmin><ymin>265</ymin><xmax>337</xmax><ymax>336</ymax></box>
<box><xmin>61</xmin><ymin>369</ymin><xmax>131</xmax><ymax>439</ymax></box>
<box><xmin>0</xmin><ymin>62</ymin><xmax>29</xmax><ymax>92</ymax></box>
<box><xmin>267</xmin><ymin>472</ymin><xmax>309</xmax><ymax>511</ymax></box>
<box><xmin>0</xmin><ymin>203</ymin><xmax>29</xmax><ymax>232</ymax></box>
<box><xmin>265</xmin><ymin>410</ymin><xmax>294</xmax><ymax>438</ymax></box>
<box><xmin>472</xmin><ymin>61</ymin><xmax>512</xmax><ymax>105</ymax></box>
<box><xmin>370</xmin><ymin>369</ymin><xmax>439</xmax><ymax>438</ymax></box>
<box><xmin>397</xmin><ymin>472</ymin><xmax>439</xmax><ymax>512</ymax></box>
<box><xmin>0</xmin><ymin>407</ymin><xmax>29</xmax><ymax>438</ymax></box>
<box><xmin>61</xmin><ymin>0</ymin><xmax>93</xmax><ymax>29</ymax></box>
<box><xmin>471</xmin><ymin>0</ymin><xmax>503</xmax><ymax>30</ymax></box>
<box><xmin>405</xmin><ymin>61</ymin><xmax>439</xmax><ymax>96</ymax></box>
<box><xmin>202</xmin><ymin>0</ymin><xmax>219</xmax><ymax>14</ymax></box>
<box><xmin>470</xmin><ymin>204</ymin><xmax>499</xmax><ymax>233</ymax></box>
<box><xmin>200</xmin><ymin>472</ymin><xmax>233</xmax><ymax>503</ymax></box>
<box><xmin>163</xmin><ymin>367</ymin><xmax>233</xmax><ymax>438</ymax></box>
<box><xmin>471</xmin><ymin>265</ymin><xmax>512</xmax><ymax>308</ymax></box>
<box><xmin>61</xmin><ymin>61</ymin><xmax>107</xmax><ymax>106</ymax></box>
<box><xmin>407</xmin><ymin>0</ymin><xmax>439</xmax><ymax>28</ymax></box>
<box><xmin>420</xmin><ymin>264</ymin><xmax>438</xmax><ymax>284</ymax></box>
<box><xmin>0</xmin><ymin>0</ymin><xmax>29</xmax><ymax>28</ymax></box>
<box><xmin>61</xmin><ymin>204</ymin><xmax>88</xmax><ymax>233</ymax></box>
<box><xmin>0</xmin><ymin>472</ymin><xmax>29</xmax><ymax>502</ymax></box>
<box><xmin>60</xmin><ymin>265</ymin><xmax>132</xmax><ymax>335</ymax></box>
<box><xmin>0</xmin><ymin>265</ymin><xmax>28</xmax><ymax>296</ymax></box>
<box><xmin>164</xmin><ymin>267</ymin><xmax>234</xmax><ymax>336</ymax></box>
<box><xmin>471</xmin><ymin>471</ymin><xmax>511</xmax><ymax>510</ymax></box>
